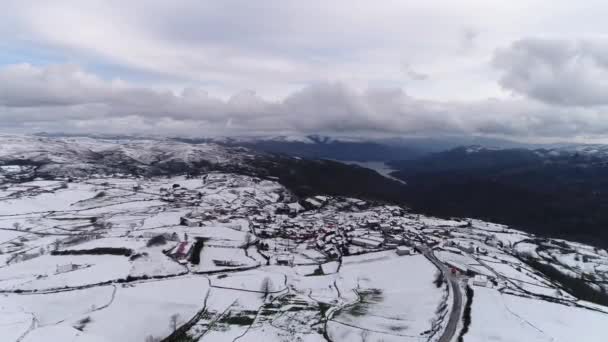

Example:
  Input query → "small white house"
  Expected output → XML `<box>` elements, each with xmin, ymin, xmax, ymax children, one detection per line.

<box><xmin>304</xmin><ymin>198</ymin><xmax>322</xmax><ymax>208</ymax></box>
<box><xmin>276</xmin><ymin>254</ymin><xmax>293</xmax><ymax>266</ymax></box>
<box><xmin>472</xmin><ymin>275</ymin><xmax>488</xmax><ymax>287</ymax></box>
<box><xmin>142</xmin><ymin>231</ymin><xmax>163</xmax><ymax>238</ymax></box>
<box><xmin>56</xmin><ymin>263</ymin><xmax>77</xmax><ymax>274</ymax></box>
<box><xmin>379</xmin><ymin>223</ymin><xmax>391</xmax><ymax>232</ymax></box>
<box><xmin>457</xmin><ymin>243</ymin><xmax>475</xmax><ymax>254</ymax></box>
<box><xmin>396</xmin><ymin>246</ymin><xmax>413</xmax><ymax>256</ymax></box>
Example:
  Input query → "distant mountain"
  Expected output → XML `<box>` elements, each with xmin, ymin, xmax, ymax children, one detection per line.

<box><xmin>22</xmin><ymin>133</ymin><xmax>608</xmax><ymax>247</ymax></box>
<box><xmin>173</xmin><ymin>135</ymin><xmax>425</xmax><ymax>162</ymax></box>
<box><xmin>0</xmin><ymin>134</ymin><xmax>407</xmax><ymax>203</ymax></box>
<box><xmin>389</xmin><ymin>145</ymin><xmax>608</xmax><ymax>247</ymax></box>
<box><xmin>174</xmin><ymin>134</ymin><xmax>544</xmax><ymax>162</ymax></box>
<box><xmin>376</xmin><ymin>135</ymin><xmax>537</xmax><ymax>152</ymax></box>
<box><xmin>34</xmin><ymin>132</ymin><xmax>541</xmax><ymax>162</ymax></box>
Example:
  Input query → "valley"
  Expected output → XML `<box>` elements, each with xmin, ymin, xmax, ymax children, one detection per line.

<box><xmin>0</xmin><ymin>135</ymin><xmax>607</xmax><ymax>341</ymax></box>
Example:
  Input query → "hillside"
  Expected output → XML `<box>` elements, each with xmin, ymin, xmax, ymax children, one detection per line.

<box><xmin>389</xmin><ymin>146</ymin><xmax>608</xmax><ymax>247</ymax></box>
<box><xmin>0</xmin><ymin>136</ymin><xmax>607</xmax><ymax>342</ymax></box>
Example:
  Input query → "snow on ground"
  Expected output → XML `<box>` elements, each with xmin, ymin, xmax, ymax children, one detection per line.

<box><xmin>194</xmin><ymin>247</ymin><xmax>259</xmax><ymax>273</ymax></box>
<box><xmin>0</xmin><ymin>254</ymin><xmax>131</xmax><ymax>291</ymax></box>
<box><xmin>0</xmin><ymin>311</ymin><xmax>34</xmax><ymax>341</ymax></box>
<box><xmin>0</xmin><ymin>184</ymin><xmax>95</xmax><ymax>215</ymax></box>
<box><xmin>486</xmin><ymin>231</ymin><xmax>530</xmax><ymax>247</ymax></box>
<box><xmin>514</xmin><ymin>241</ymin><xmax>540</xmax><ymax>258</ymax></box>
<box><xmin>1</xmin><ymin>286</ymin><xmax>115</xmax><ymax>325</ymax></box>
<box><xmin>59</xmin><ymin>237</ymin><xmax>146</xmax><ymax>251</ymax></box>
<box><xmin>211</xmin><ymin>269</ymin><xmax>286</xmax><ymax>293</ymax></box>
<box><xmin>291</xmin><ymin>272</ymin><xmax>339</xmax><ymax>304</ymax></box>
<box><xmin>467</xmin><ymin>286</ymin><xmax>608</xmax><ymax>342</ymax></box>
<box><xmin>198</xmin><ymin>226</ymin><xmax>250</xmax><ymax>246</ymax></box>
<box><xmin>2</xmin><ymin>170</ymin><xmax>608</xmax><ymax>342</ymax></box>
<box><xmin>503</xmin><ymin>293</ymin><xmax>608</xmax><ymax>342</ymax></box>
<box><xmin>466</xmin><ymin>286</ymin><xmax>550</xmax><ymax>342</ymax></box>
<box><xmin>21</xmin><ymin>325</ymin><xmax>109</xmax><ymax>342</ymax></box>
<box><xmin>489</xmin><ymin>262</ymin><xmax>551</xmax><ymax>287</ymax></box>
<box><xmin>84</xmin><ymin>277</ymin><xmax>209</xmax><ymax>342</ymax></box>
<box><xmin>77</xmin><ymin>200</ymin><xmax>167</xmax><ymax>216</ymax></box>
<box><xmin>328</xmin><ymin>252</ymin><xmax>445</xmax><ymax>342</ymax></box>
<box><xmin>140</xmin><ymin>209</ymin><xmax>189</xmax><ymax>229</ymax></box>
<box><xmin>435</xmin><ymin>250</ymin><xmax>494</xmax><ymax>276</ymax></box>
<box><xmin>0</xmin><ymin>277</ymin><xmax>208</xmax><ymax>342</ymax></box>
<box><xmin>129</xmin><ymin>245</ymin><xmax>186</xmax><ymax>277</ymax></box>
<box><xmin>194</xmin><ymin>287</ymin><xmax>265</xmax><ymax>342</ymax></box>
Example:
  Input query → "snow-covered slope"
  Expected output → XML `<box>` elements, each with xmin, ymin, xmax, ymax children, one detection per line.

<box><xmin>0</xmin><ymin>136</ymin><xmax>607</xmax><ymax>342</ymax></box>
<box><xmin>0</xmin><ymin>134</ymin><xmax>256</xmax><ymax>179</ymax></box>
<box><xmin>0</xmin><ymin>173</ymin><xmax>606</xmax><ymax>342</ymax></box>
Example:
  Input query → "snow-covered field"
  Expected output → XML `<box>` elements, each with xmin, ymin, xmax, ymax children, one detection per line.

<box><xmin>0</xmin><ymin>254</ymin><xmax>131</xmax><ymax>291</ymax></box>
<box><xmin>328</xmin><ymin>252</ymin><xmax>446</xmax><ymax>342</ymax></box>
<box><xmin>467</xmin><ymin>286</ymin><xmax>608</xmax><ymax>342</ymax></box>
<box><xmin>0</xmin><ymin>277</ymin><xmax>210</xmax><ymax>342</ymax></box>
<box><xmin>0</xmin><ymin>168</ymin><xmax>607</xmax><ymax>342</ymax></box>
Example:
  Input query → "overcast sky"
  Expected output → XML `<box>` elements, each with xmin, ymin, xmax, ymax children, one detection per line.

<box><xmin>2</xmin><ymin>0</ymin><xmax>608</xmax><ymax>142</ymax></box>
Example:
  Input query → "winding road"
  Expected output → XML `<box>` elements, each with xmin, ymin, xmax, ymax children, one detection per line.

<box><xmin>421</xmin><ymin>247</ymin><xmax>464</xmax><ymax>342</ymax></box>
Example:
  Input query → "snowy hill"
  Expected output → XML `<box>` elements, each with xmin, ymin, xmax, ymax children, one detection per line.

<box><xmin>0</xmin><ymin>134</ymin><xmax>257</xmax><ymax>179</ymax></box>
<box><xmin>388</xmin><ymin>144</ymin><xmax>608</xmax><ymax>248</ymax></box>
<box><xmin>0</xmin><ymin>137</ymin><xmax>607</xmax><ymax>342</ymax></box>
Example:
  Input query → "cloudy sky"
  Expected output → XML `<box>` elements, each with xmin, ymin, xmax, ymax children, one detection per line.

<box><xmin>2</xmin><ymin>0</ymin><xmax>608</xmax><ymax>142</ymax></box>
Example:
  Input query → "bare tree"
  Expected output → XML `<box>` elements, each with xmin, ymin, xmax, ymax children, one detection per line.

<box><xmin>260</xmin><ymin>277</ymin><xmax>273</xmax><ymax>299</ymax></box>
<box><xmin>243</xmin><ymin>232</ymin><xmax>254</xmax><ymax>248</ymax></box>
<box><xmin>169</xmin><ymin>313</ymin><xmax>180</xmax><ymax>332</ymax></box>
<box><xmin>52</xmin><ymin>239</ymin><xmax>61</xmax><ymax>251</ymax></box>
<box><xmin>360</xmin><ymin>330</ymin><xmax>370</xmax><ymax>342</ymax></box>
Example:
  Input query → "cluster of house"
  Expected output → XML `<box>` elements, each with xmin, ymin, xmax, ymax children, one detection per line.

<box><xmin>252</xmin><ymin>209</ymin><xmax>330</xmax><ymax>240</ymax></box>
<box><xmin>249</xmin><ymin>198</ymin><xmax>423</xmax><ymax>260</ymax></box>
<box><xmin>160</xmin><ymin>184</ymin><xmax>203</xmax><ymax>206</ymax></box>
<box><xmin>443</xmin><ymin>240</ymin><xmax>490</xmax><ymax>255</ymax></box>
<box><xmin>155</xmin><ymin>182</ymin><xmax>493</xmax><ymax>273</ymax></box>
<box><xmin>139</xmin><ymin>231</ymin><xmax>192</xmax><ymax>262</ymax></box>
<box><xmin>300</xmin><ymin>195</ymin><xmax>329</xmax><ymax>210</ymax></box>
<box><xmin>0</xmin><ymin>164</ymin><xmax>36</xmax><ymax>183</ymax></box>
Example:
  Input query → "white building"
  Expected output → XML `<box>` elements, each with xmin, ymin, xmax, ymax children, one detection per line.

<box><xmin>396</xmin><ymin>246</ymin><xmax>413</xmax><ymax>256</ymax></box>
<box><xmin>379</xmin><ymin>223</ymin><xmax>391</xmax><ymax>232</ymax></box>
<box><xmin>56</xmin><ymin>263</ymin><xmax>77</xmax><ymax>274</ymax></box>
<box><xmin>276</xmin><ymin>254</ymin><xmax>293</xmax><ymax>266</ymax></box>
<box><xmin>351</xmin><ymin>237</ymin><xmax>382</xmax><ymax>248</ymax></box>
<box><xmin>472</xmin><ymin>275</ymin><xmax>488</xmax><ymax>287</ymax></box>
<box><xmin>304</xmin><ymin>198</ymin><xmax>322</xmax><ymax>208</ymax></box>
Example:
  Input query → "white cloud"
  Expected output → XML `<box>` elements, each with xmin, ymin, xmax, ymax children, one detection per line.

<box><xmin>494</xmin><ymin>38</ymin><xmax>608</xmax><ymax>106</ymax></box>
<box><xmin>3</xmin><ymin>1</ymin><xmax>608</xmax><ymax>141</ymax></box>
<box><xmin>2</xmin><ymin>0</ymin><xmax>517</xmax><ymax>100</ymax></box>
<box><xmin>2</xmin><ymin>63</ymin><xmax>608</xmax><ymax>141</ymax></box>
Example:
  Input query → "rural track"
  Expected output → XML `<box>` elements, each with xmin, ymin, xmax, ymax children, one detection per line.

<box><xmin>421</xmin><ymin>247</ymin><xmax>463</xmax><ymax>342</ymax></box>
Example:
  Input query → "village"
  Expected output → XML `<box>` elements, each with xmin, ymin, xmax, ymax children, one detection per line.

<box><xmin>152</xmin><ymin>173</ymin><xmax>507</xmax><ymax>287</ymax></box>
<box><xmin>0</xmin><ymin>172</ymin><xmax>606</xmax><ymax>342</ymax></box>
